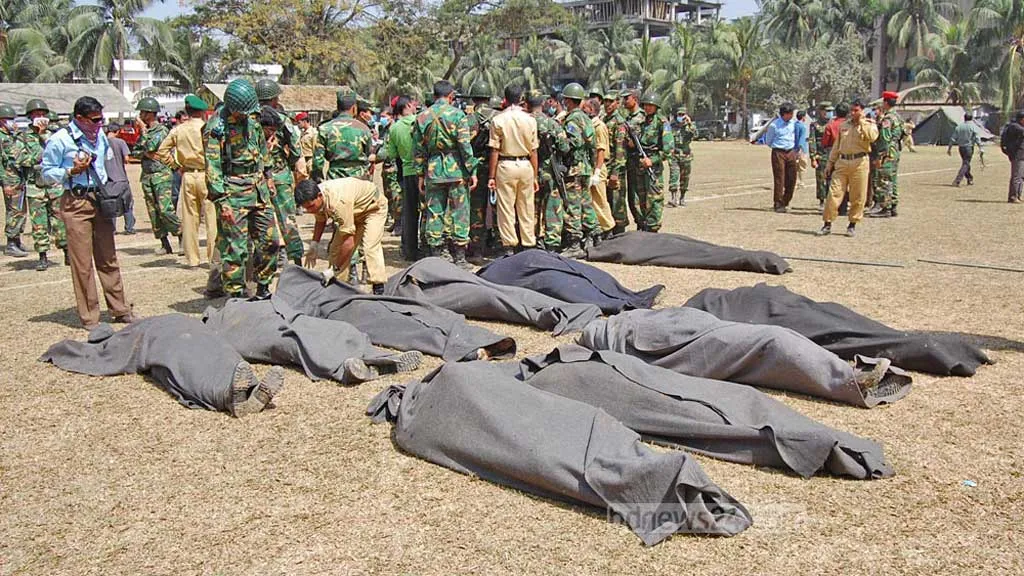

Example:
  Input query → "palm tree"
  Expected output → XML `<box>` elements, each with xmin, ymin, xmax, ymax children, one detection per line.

<box><xmin>886</xmin><ymin>0</ymin><xmax>959</xmax><ymax>91</ymax></box>
<box><xmin>624</xmin><ymin>36</ymin><xmax>669</xmax><ymax>90</ymax></box>
<box><xmin>705</xmin><ymin>16</ymin><xmax>765</xmax><ymax>137</ymax></box>
<box><xmin>509</xmin><ymin>36</ymin><xmax>556</xmax><ymax>93</ymax></box>
<box><xmin>761</xmin><ymin>0</ymin><xmax>825</xmax><ymax>48</ymax></box>
<box><xmin>0</xmin><ymin>27</ymin><xmax>72</xmax><ymax>82</ymax></box>
<box><xmin>137</xmin><ymin>22</ymin><xmax>230</xmax><ymax>96</ymax></box>
<box><xmin>552</xmin><ymin>17</ymin><xmax>596</xmax><ymax>82</ymax></box>
<box><xmin>911</xmin><ymin>21</ymin><xmax>986</xmax><ymax>106</ymax></box>
<box><xmin>65</xmin><ymin>0</ymin><xmax>163</xmax><ymax>92</ymax></box>
<box><xmin>651</xmin><ymin>24</ymin><xmax>712</xmax><ymax>111</ymax></box>
<box><xmin>456</xmin><ymin>34</ymin><xmax>509</xmax><ymax>96</ymax></box>
<box><xmin>970</xmin><ymin>0</ymin><xmax>1024</xmax><ymax>114</ymax></box>
<box><xmin>589</xmin><ymin>17</ymin><xmax>635</xmax><ymax>89</ymax></box>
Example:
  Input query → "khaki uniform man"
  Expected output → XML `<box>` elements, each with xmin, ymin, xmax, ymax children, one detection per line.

<box><xmin>155</xmin><ymin>94</ymin><xmax>217</xmax><ymax>267</ymax></box>
<box><xmin>297</xmin><ymin>112</ymin><xmax>317</xmax><ymax>169</ymax></box>
<box><xmin>296</xmin><ymin>177</ymin><xmax>388</xmax><ymax>294</ymax></box>
<box><xmin>487</xmin><ymin>86</ymin><xmax>539</xmax><ymax>252</ymax></box>
<box><xmin>585</xmin><ymin>98</ymin><xmax>616</xmax><ymax>235</ymax></box>
<box><xmin>818</xmin><ymin>100</ymin><xmax>879</xmax><ymax>237</ymax></box>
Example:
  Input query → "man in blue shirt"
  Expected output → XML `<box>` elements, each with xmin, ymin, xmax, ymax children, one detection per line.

<box><xmin>41</xmin><ymin>96</ymin><xmax>132</xmax><ymax>329</ymax></box>
<box><xmin>762</xmin><ymin>102</ymin><xmax>799</xmax><ymax>212</ymax></box>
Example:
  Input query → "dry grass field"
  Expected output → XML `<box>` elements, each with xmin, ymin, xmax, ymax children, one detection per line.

<box><xmin>1</xmin><ymin>142</ymin><xmax>1022</xmax><ymax>575</ymax></box>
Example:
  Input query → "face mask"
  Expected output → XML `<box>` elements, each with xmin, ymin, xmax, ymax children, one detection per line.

<box><xmin>74</xmin><ymin>117</ymin><xmax>101</xmax><ymax>141</ymax></box>
<box><xmin>826</xmin><ymin>112</ymin><xmax>834</xmax><ymax>119</ymax></box>
<box><xmin>379</xmin><ymin>116</ymin><xmax>389</xmax><ymax>128</ymax></box>
<box><xmin>675</xmin><ymin>116</ymin><xmax>684</xmax><ymax>123</ymax></box>
<box><xmin>545</xmin><ymin>107</ymin><xmax>556</xmax><ymax>116</ymax></box>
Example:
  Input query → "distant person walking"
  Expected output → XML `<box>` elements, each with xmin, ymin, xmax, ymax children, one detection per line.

<box><xmin>1000</xmin><ymin>110</ymin><xmax>1024</xmax><ymax>203</ymax></box>
<box><xmin>762</xmin><ymin>102</ymin><xmax>799</xmax><ymax>212</ymax></box>
<box><xmin>948</xmin><ymin>112</ymin><xmax>981</xmax><ymax>187</ymax></box>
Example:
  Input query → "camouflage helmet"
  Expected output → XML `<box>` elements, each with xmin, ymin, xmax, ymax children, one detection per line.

<box><xmin>640</xmin><ymin>91</ymin><xmax>660</xmax><ymax>107</ymax></box>
<box><xmin>468</xmin><ymin>81</ymin><xmax>491</xmax><ymax>99</ymax></box>
<box><xmin>488</xmin><ymin>96</ymin><xmax>502</xmax><ymax>109</ymax></box>
<box><xmin>254</xmin><ymin>78</ymin><xmax>281</xmax><ymax>101</ymax></box>
<box><xmin>136</xmin><ymin>97</ymin><xmax>161</xmax><ymax>113</ymax></box>
<box><xmin>675</xmin><ymin>106</ymin><xmax>688</xmax><ymax>115</ymax></box>
<box><xmin>562</xmin><ymin>82</ymin><xmax>586</xmax><ymax>101</ymax></box>
<box><xmin>0</xmin><ymin>104</ymin><xmax>15</xmax><ymax>119</ymax></box>
<box><xmin>589</xmin><ymin>88</ymin><xmax>604</xmax><ymax>100</ymax></box>
<box><xmin>47</xmin><ymin>111</ymin><xmax>59</xmax><ymax>122</ymax></box>
<box><xmin>25</xmin><ymin>98</ymin><xmax>49</xmax><ymax>114</ymax></box>
<box><xmin>223</xmin><ymin>79</ymin><xmax>260</xmax><ymax>115</ymax></box>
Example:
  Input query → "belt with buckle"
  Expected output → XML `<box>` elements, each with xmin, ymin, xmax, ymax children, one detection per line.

<box><xmin>839</xmin><ymin>152</ymin><xmax>868</xmax><ymax>160</ymax></box>
<box><xmin>499</xmin><ymin>155</ymin><xmax>530</xmax><ymax>161</ymax></box>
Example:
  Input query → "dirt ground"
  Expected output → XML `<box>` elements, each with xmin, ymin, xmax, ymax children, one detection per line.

<box><xmin>1</xmin><ymin>142</ymin><xmax>1022</xmax><ymax>575</ymax></box>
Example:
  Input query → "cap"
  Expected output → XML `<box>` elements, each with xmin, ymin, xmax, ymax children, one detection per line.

<box><xmin>882</xmin><ymin>91</ymin><xmax>899</xmax><ymax>101</ymax></box>
<box><xmin>184</xmin><ymin>94</ymin><xmax>209</xmax><ymax>111</ymax></box>
<box><xmin>295</xmin><ymin>111</ymin><xmax>308</xmax><ymax>121</ymax></box>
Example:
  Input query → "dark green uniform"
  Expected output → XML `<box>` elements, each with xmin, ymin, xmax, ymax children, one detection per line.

<box><xmin>466</xmin><ymin>104</ymin><xmax>495</xmax><ymax>248</ymax></box>
<box><xmin>313</xmin><ymin>113</ymin><xmax>373</xmax><ymax>180</ymax></box>
<box><xmin>562</xmin><ymin>107</ymin><xmax>597</xmax><ymax>242</ymax></box>
<box><xmin>412</xmin><ymin>100</ymin><xmax>477</xmax><ymax>249</ymax></box>
<box><xmin>533</xmin><ymin>110</ymin><xmax>570</xmax><ymax>249</ymax></box>
<box><xmin>808</xmin><ymin>118</ymin><xmax>831</xmax><ymax>203</ymax></box>
<box><xmin>1</xmin><ymin>126</ymin><xmax>26</xmax><ymax>241</ymax></box>
<box><xmin>267</xmin><ymin>115</ymin><xmax>304</xmax><ymax>262</ymax></box>
<box><xmin>636</xmin><ymin>112</ymin><xmax>673</xmax><ymax>231</ymax></box>
<box><xmin>132</xmin><ymin>123</ymin><xmax>181</xmax><ymax>239</ymax></box>
<box><xmin>872</xmin><ymin>110</ymin><xmax>904</xmax><ymax>212</ymax></box>
<box><xmin>668</xmin><ymin>116</ymin><xmax>697</xmax><ymax>205</ymax></box>
<box><xmin>604</xmin><ymin>108</ymin><xmax>629</xmax><ymax>231</ymax></box>
<box><xmin>204</xmin><ymin>113</ymin><xmax>279</xmax><ymax>297</ymax></box>
<box><xmin>17</xmin><ymin>129</ymin><xmax>65</xmax><ymax>253</ymax></box>
<box><xmin>623</xmin><ymin>107</ymin><xmax>646</xmax><ymax>228</ymax></box>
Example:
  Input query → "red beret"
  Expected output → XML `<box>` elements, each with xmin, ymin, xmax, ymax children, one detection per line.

<box><xmin>882</xmin><ymin>91</ymin><xmax>899</xmax><ymax>100</ymax></box>
<box><xmin>390</xmin><ymin>96</ymin><xmax>399</xmax><ymax>109</ymax></box>
<box><xmin>295</xmin><ymin>112</ymin><xmax>308</xmax><ymax>121</ymax></box>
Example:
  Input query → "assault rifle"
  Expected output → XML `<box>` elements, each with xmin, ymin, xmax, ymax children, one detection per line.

<box><xmin>623</xmin><ymin>122</ymin><xmax>661</xmax><ymax>193</ymax></box>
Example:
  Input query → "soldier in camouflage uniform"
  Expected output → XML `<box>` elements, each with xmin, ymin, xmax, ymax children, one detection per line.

<box><xmin>412</xmin><ymin>80</ymin><xmax>477</xmax><ymax>266</ymax></box>
<box><xmin>464</xmin><ymin>81</ymin><xmax>497</xmax><ymax>256</ymax></box>
<box><xmin>621</xmin><ymin>90</ymin><xmax>646</xmax><ymax>229</ymax></box>
<box><xmin>526</xmin><ymin>93</ymin><xmax>569</xmax><ymax>252</ymax></box>
<box><xmin>205</xmin><ymin>79</ymin><xmax>280</xmax><ymax>299</ymax></box>
<box><xmin>131</xmin><ymin>98</ymin><xmax>181</xmax><ymax>255</ymax></box>
<box><xmin>667</xmin><ymin>106</ymin><xmax>697</xmax><ymax>207</ymax></box>
<box><xmin>255</xmin><ymin>79</ymin><xmax>306</xmax><ymax>265</ymax></box>
<box><xmin>808</xmin><ymin>102</ymin><xmax>834</xmax><ymax>209</ymax></box>
<box><xmin>602</xmin><ymin>91</ymin><xmax>629</xmax><ymax>234</ymax></box>
<box><xmin>867</xmin><ymin>91</ymin><xmax>905</xmax><ymax>218</ymax></box>
<box><xmin>18</xmin><ymin>99</ymin><xmax>66</xmax><ymax>270</ymax></box>
<box><xmin>1</xmin><ymin>104</ymin><xmax>28</xmax><ymax>257</ymax></box>
<box><xmin>635</xmin><ymin>92</ymin><xmax>674</xmax><ymax>232</ymax></box>
<box><xmin>378</xmin><ymin>104</ymin><xmax>402</xmax><ymax>233</ymax></box>
<box><xmin>313</xmin><ymin>89</ymin><xmax>373</xmax><ymax>181</ymax></box>
<box><xmin>560</xmin><ymin>83</ymin><xmax>597</xmax><ymax>258</ymax></box>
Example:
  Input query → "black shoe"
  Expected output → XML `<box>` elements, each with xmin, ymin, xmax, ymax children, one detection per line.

<box><xmin>371</xmin><ymin>283</ymin><xmax>384</xmax><ymax>295</ymax></box>
<box><xmin>867</xmin><ymin>208</ymin><xmax>891</xmax><ymax>218</ymax></box>
<box><xmin>889</xmin><ymin>207</ymin><xmax>898</xmax><ymax>217</ymax></box>
<box><xmin>5</xmin><ymin>240</ymin><xmax>28</xmax><ymax>258</ymax></box>
<box><xmin>160</xmin><ymin>236</ymin><xmax>173</xmax><ymax>255</ymax></box>
<box><xmin>816</xmin><ymin>224</ymin><xmax>832</xmax><ymax>236</ymax></box>
<box><xmin>253</xmin><ymin>284</ymin><xmax>272</xmax><ymax>301</ymax></box>
<box><xmin>773</xmin><ymin>206</ymin><xmax>789</xmax><ymax>213</ymax></box>
<box><xmin>36</xmin><ymin>252</ymin><xmax>49</xmax><ymax>271</ymax></box>
<box><xmin>63</xmin><ymin>248</ymin><xmax>70</xmax><ymax>266</ymax></box>
<box><xmin>847</xmin><ymin>224</ymin><xmax>856</xmax><ymax>237</ymax></box>
<box><xmin>453</xmin><ymin>245</ymin><xmax>473</xmax><ymax>270</ymax></box>
<box><xmin>502</xmin><ymin>246</ymin><xmax>515</xmax><ymax>258</ymax></box>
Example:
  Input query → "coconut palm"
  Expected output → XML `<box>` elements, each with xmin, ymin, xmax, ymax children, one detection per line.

<box><xmin>588</xmin><ymin>17</ymin><xmax>636</xmax><ymax>89</ymax></box>
<box><xmin>761</xmin><ymin>0</ymin><xmax>825</xmax><ymax>48</ymax></box>
<box><xmin>552</xmin><ymin>17</ymin><xmax>597</xmax><ymax>82</ymax></box>
<box><xmin>911</xmin><ymin>21</ymin><xmax>987</xmax><ymax>106</ymax></box>
<box><xmin>886</xmin><ymin>0</ymin><xmax>959</xmax><ymax>91</ymax></box>
<box><xmin>651</xmin><ymin>24</ymin><xmax>712</xmax><ymax>111</ymax></box>
<box><xmin>137</xmin><ymin>23</ymin><xmax>232</xmax><ymax>96</ymax></box>
<box><xmin>970</xmin><ymin>0</ymin><xmax>1024</xmax><ymax>113</ymax></box>
<box><xmin>65</xmin><ymin>0</ymin><xmax>163</xmax><ymax>92</ymax></box>
<box><xmin>457</xmin><ymin>33</ymin><xmax>509</xmax><ymax>96</ymax></box>
<box><xmin>509</xmin><ymin>36</ymin><xmax>557</xmax><ymax>93</ymax></box>
<box><xmin>624</xmin><ymin>36</ymin><xmax>670</xmax><ymax>90</ymax></box>
<box><xmin>0</xmin><ymin>27</ymin><xmax>72</xmax><ymax>82</ymax></box>
<box><xmin>705</xmin><ymin>16</ymin><xmax>765</xmax><ymax>137</ymax></box>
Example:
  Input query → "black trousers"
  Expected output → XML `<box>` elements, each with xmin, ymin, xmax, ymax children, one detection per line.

<box><xmin>400</xmin><ymin>175</ymin><xmax>420</xmax><ymax>261</ymax></box>
<box><xmin>954</xmin><ymin>145</ymin><xmax>974</xmax><ymax>185</ymax></box>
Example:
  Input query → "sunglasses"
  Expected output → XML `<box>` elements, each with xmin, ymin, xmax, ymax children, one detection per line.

<box><xmin>81</xmin><ymin>115</ymin><xmax>105</xmax><ymax>125</ymax></box>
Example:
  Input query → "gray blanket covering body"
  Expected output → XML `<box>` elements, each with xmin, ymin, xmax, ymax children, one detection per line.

<box><xmin>384</xmin><ymin>258</ymin><xmax>602</xmax><ymax>335</ymax></box>
<box><xmin>367</xmin><ymin>361</ymin><xmax>753</xmax><ymax>545</ymax></box>
<box><xmin>515</xmin><ymin>345</ymin><xmax>893</xmax><ymax>479</ymax></box>
<box><xmin>586</xmin><ymin>231</ymin><xmax>792</xmax><ymax>275</ymax></box>
<box><xmin>40</xmin><ymin>315</ymin><xmax>240</xmax><ymax>411</ymax></box>
<box><xmin>274</xmin><ymin>265</ymin><xmax>515</xmax><ymax>361</ymax></box>
<box><xmin>202</xmin><ymin>298</ymin><xmax>401</xmax><ymax>384</ymax></box>
<box><xmin>577</xmin><ymin>308</ymin><xmax>911</xmax><ymax>407</ymax></box>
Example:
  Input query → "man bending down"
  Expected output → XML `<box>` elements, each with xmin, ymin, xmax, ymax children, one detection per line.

<box><xmin>296</xmin><ymin>178</ymin><xmax>388</xmax><ymax>294</ymax></box>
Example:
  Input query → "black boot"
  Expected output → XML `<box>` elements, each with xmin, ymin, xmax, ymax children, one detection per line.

<box><xmin>452</xmin><ymin>245</ymin><xmax>473</xmax><ymax>270</ymax></box>
<box><xmin>5</xmin><ymin>239</ymin><xmax>28</xmax><ymax>258</ymax></box>
<box><xmin>253</xmin><ymin>284</ymin><xmax>272</xmax><ymax>301</ymax></box>
<box><xmin>160</xmin><ymin>236</ymin><xmax>173</xmax><ymax>255</ymax></box>
<box><xmin>371</xmin><ymin>283</ymin><xmax>385</xmax><ymax>295</ymax></box>
<box><xmin>561</xmin><ymin>238</ymin><xmax>585</xmax><ymax>259</ymax></box>
<box><xmin>35</xmin><ymin>252</ymin><xmax>49</xmax><ymax>271</ymax></box>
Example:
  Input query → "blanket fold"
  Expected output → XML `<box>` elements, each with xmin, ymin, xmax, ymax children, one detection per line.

<box><xmin>586</xmin><ymin>231</ymin><xmax>791</xmax><ymax>275</ymax></box>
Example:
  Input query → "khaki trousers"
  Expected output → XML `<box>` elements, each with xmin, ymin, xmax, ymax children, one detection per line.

<box><xmin>329</xmin><ymin>195</ymin><xmax>388</xmax><ymax>285</ymax></box>
<box><xmin>824</xmin><ymin>157</ymin><xmax>869</xmax><ymax>224</ymax></box>
<box><xmin>60</xmin><ymin>192</ymin><xmax>130</xmax><ymax>327</ymax></box>
<box><xmin>589</xmin><ymin>170</ymin><xmax>615</xmax><ymax>232</ymax></box>
<box><xmin>496</xmin><ymin>159</ymin><xmax>536</xmax><ymax>247</ymax></box>
<box><xmin>180</xmin><ymin>171</ymin><xmax>217</xmax><ymax>267</ymax></box>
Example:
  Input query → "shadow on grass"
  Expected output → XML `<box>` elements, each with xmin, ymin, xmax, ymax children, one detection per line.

<box><xmin>956</xmin><ymin>199</ymin><xmax>1009</xmax><ymax>204</ymax></box>
<box><xmin>168</xmin><ymin>297</ymin><xmax>220</xmax><ymax>315</ymax></box>
<box><xmin>2</xmin><ymin>258</ymin><xmax>42</xmax><ymax>272</ymax></box>
<box><xmin>912</xmin><ymin>330</ymin><xmax>1024</xmax><ymax>354</ymax></box>
<box><xmin>28</xmin><ymin>307</ymin><xmax>83</xmax><ymax>329</ymax></box>
<box><xmin>137</xmin><ymin>258</ymin><xmax>181</xmax><ymax>269</ymax></box>
<box><xmin>776</xmin><ymin>228</ymin><xmax>823</xmax><ymax>236</ymax></box>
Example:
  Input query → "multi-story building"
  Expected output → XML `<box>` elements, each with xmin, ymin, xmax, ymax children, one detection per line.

<box><xmin>558</xmin><ymin>0</ymin><xmax>722</xmax><ymax>39</ymax></box>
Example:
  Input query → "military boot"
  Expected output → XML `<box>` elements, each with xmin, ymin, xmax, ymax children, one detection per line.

<box><xmin>439</xmin><ymin>245</ymin><xmax>453</xmax><ymax>263</ymax></box>
<box><xmin>159</xmin><ymin>236</ymin><xmax>173</xmax><ymax>255</ymax></box>
<box><xmin>867</xmin><ymin>207</ymin><xmax>892</xmax><ymax>218</ymax></box>
<box><xmin>561</xmin><ymin>238</ymin><xmax>585</xmax><ymax>259</ymax></box>
<box><xmin>452</xmin><ymin>245</ymin><xmax>473</xmax><ymax>270</ymax></box>
<box><xmin>667</xmin><ymin>192</ymin><xmax>678</xmax><ymax>208</ymax></box>
<box><xmin>5</xmin><ymin>239</ymin><xmax>28</xmax><ymax>258</ymax></box>
<box><xmin>35</xmin><ymin>252</ymin><xmax>49</xmax><ymax>271</ymax></box>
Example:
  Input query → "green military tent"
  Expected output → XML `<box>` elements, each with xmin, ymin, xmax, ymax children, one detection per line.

<box><xmin>911</xmin><ymin>106</ymin><xmax>996</xmax><ymax>145</ymax></box>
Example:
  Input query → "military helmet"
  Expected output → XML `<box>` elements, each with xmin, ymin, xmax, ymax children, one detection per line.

<box><xmin>254</xmin><ymin>78</ymin><xmax>282</xmax><ymax>101</ymax></box>
<box><xmin>0</xmin><ymin>104</ymin><xmax>15</xmax><ymax>119</ymax></box>
<box><xmin>136</xmin><ymin>97</ymin><xmax>161</xmax><ymax>113</ymax></box>
<box><xmin>488</xmin><ymin>96</ymin><xmax>503</xmax><ymax>109</ymax></box>
<box><xmin>640</xmin><ymin>92</ymin><xmax>660</xmax><ymax>107</ymax></box>
<box><xmin>25</xmin><ymin>98</ymin><xmax>49</xmax><ymax>114</ymax></box>
<box><xmin>468</xmin><ymin>81</ymin><xmax>492</xmax><ymax>99</ymax></box>
<box><xmin>675</xmin><ymin>106</ymin><xmax>688</xmax><ymax>115</ymax></box>
<box><xmin>562</xmin><ymin>82</ymin><xmax>586</xmax><ymax>101</ymax></box>
<box><xmin>224</xmin><ymin>79</ymin><xmax>260</xmax><ymax>115</ymax></box>
<box><xmin>602</xmin><ymin>90</ymin><xmax>618</xmax><ymax>101</ymax></box>
<box><xmin>589</xmin><ymin>88</ymin><xmax>604</xmax><ymax>100</ymax></box>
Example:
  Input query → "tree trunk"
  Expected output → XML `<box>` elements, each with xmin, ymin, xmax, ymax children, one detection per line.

<box><xmin>443</xmin><ymin>48</ymin><xmax>464</xmax><ymax>81</ymax></box>
<box><xmin>119</xmin><ymin>43</ymin><xmax>126</xmax><ymax>99</ymax></box>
